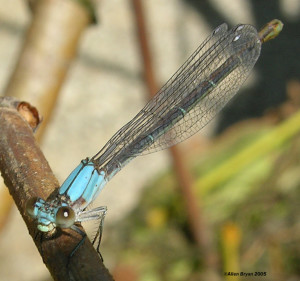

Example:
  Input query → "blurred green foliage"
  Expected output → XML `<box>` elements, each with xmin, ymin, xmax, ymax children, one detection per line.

<box><xmin>104</xmin><ymin>114</ymin><xmax>300</xmax><ymax>281</ymax></box>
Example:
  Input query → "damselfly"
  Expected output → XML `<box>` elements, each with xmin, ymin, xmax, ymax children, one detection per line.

<box><xmin>26</xmin><ymin>19</ymin><xmax>283</xmax><ymax>255</ymax></box>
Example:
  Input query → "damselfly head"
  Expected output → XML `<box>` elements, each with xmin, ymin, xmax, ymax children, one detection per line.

<box><xmin>26</xmin><ymin>196</ymin><xmax>76</xmax><ymax>233</ymax></box>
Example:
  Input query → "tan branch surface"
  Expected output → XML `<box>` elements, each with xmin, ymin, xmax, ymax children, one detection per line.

<box><xmin>0</xmin><ymin>97</ymin><xmax>113</xmax><ymax>281</ymax></box>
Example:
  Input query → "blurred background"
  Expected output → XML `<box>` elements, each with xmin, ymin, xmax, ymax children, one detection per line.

<box><xmin>0</xmin><ymin>0</ymin><xmax>299</xmax><ymax>280</ymax></box>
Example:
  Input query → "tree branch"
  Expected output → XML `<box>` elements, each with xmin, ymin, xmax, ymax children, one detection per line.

<box><xmin>0</xmin><ymin>97</ymin><xmax>114</xmax><ymax>281</ymax></box>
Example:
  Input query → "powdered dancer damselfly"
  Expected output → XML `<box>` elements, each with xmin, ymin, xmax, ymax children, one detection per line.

<box><xmin>26</xmin><ymin>19</ymin><xmax>283</xmax><ymax>255</ymax></box>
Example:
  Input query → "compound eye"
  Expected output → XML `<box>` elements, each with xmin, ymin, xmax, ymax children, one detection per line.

<box><xmin>56</xmin><ymin>206</ymin><xmax>75</xmax><ymax>228</ymax></box>
<box><xmin>26</xmin><ymin>197</ymin><xmax>39</xmax><ymax>218</ymax></box>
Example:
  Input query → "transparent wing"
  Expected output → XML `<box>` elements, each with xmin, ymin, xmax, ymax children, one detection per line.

<box><xmin>93</xmin><ymin>23</ymin><xmax>261</xmax><ymax>168</ymax></box>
